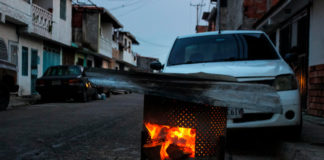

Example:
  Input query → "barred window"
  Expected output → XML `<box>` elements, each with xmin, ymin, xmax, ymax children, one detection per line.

<box><xmin>60</xmin><ymin>0</ymin><xmax>66</xmax><ymax>20</ymax></box>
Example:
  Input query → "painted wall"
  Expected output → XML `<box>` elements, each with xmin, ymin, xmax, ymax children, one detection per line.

<box><xmin>122</xmin><ymin>36</ymin><xmax>137</xmax><ymax>66</ymax></box>
<box><xmin>309</xmin><ymin>0</ymin><xmax>324</xmax><ymax>66</ymax></box>
<box><xmin>99</xmin><ymin>22</ymin><xmax>113</xmax><ymax>58</ymax></box>
<box><xmin>0</xmin><ymin>0</ymin><xmax>31</xmax><ymax>25</ymax></box>
<box><xmin>52</xmin><ymin>0</ymin><xmax>72</xmax><ymax>46</ymax></box>
<box><xmin>0</xmin><ymin>23</ymin><xmax>44</xmax><ymax>96</ymax></box>
<box><xmin>18</xmin><ymin>36</ymin><xmax>43</xmax><ymax>96</ymax></box>
<box><xmin>83</xmin><ymin>13</ymin><xmax>99</xmax><ymax>51</ymax></box>
<box><xmin>221</xmin><ymin>0</ymin><xmax>244</xmax><ymax>30</ymax></box>
<box><xmin>0</xmin><ymin>23</ymin><xmax>18</xmax><ymax>61</ymax></box>
<box><xmin>1</xmin><ymin>0</ymin><xmax>31</xmax><ymax>17</ymax></box>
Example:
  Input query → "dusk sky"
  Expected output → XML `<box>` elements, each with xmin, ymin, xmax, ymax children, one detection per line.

<box><xmin>90</xmin><ymin>0</ymin><xmax>212</xmax><ymax>62</ymax></box>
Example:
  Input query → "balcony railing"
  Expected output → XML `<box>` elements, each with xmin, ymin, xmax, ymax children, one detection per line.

<box><xmin>32</xmin><ymin>4</ymin><xmax>52</xmax><ymax>39</ymax></box>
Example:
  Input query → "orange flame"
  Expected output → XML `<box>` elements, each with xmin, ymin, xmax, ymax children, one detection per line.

<box><xmin>144</xmin><ymin>123</ymin><xmax>196</xmax><ymax>160</ymax></box>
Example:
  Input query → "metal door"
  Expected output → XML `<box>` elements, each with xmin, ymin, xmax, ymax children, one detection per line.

<box><xmin>31</xmin><ymin>49</ymin><xmax>38</xmax><ymax>94</ymax></box>
<box><xmin>43</xmin><ymin>49</ymin><xmax>60</xmax><ymax>74</ymax></box>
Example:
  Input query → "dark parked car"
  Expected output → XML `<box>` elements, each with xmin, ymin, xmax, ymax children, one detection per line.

<box><xmin>36</xmin><ymin>65</ymin><xmax>97</xmax><ymax>102</ymax></box>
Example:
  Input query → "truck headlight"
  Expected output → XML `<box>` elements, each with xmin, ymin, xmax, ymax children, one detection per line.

<box><xmin>274</xmin><ymin>74</ymin><xmax>298</xmax><ymax>91</ymax></box>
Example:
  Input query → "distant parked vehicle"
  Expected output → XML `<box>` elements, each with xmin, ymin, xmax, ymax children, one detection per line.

<box><xmin>36</xmin><ymin>65</ymin><xmax>97</xmax><ymax>102</ymax></box>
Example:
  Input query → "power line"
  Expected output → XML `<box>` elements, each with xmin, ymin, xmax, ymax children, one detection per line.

<box><xmin>136</xmin><ymin>37</ymin><xmax>170</xmax><ymax>48</ymax></box>
<box><xmin>116</xmin><ymin>0</ymin><xmax>150</xmax><ymax>17</ymax></box>
<box><xmin>108</xmin><ymin>0</ymin><xmax>141</xmax><ymax>11</ymax></box>
<box><xmin>190</xmin><ymin>3</ymin><xmax>205</xmax><ymax>26</ymax></box>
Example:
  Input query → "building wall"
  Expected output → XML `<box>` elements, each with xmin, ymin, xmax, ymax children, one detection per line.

<box><xmin>122</xmin><ymin>36</ymin><xmax>136</xmax><ymax>66</ymax></box>
<box><xmin>0</xmin><ymin>0</ymin><xmax>31</xmax><ymax>25</ymax></box>
<box><xmin>308</xmin><ymin>0</ymin><xmax>324</xmax><ymax>117</ymax></box>
<box><xmin>98</xmin><ymin>22</ymin><xmax>113</xmax><ymax>58</ymax></box>
<box><xmin>83</xmin><ymin>12</ymin><xmax>99</xmax><ymax>51</ymax></box>
<box><xmin>137</xmin><ymin>56</ymin><xmax>157</xmax><ymax>72</ymax></box>
<box><xmin>52</xmin><ymin>0</ymin><xmax>72</xmax><ymax>46</ymax></box>
<box><xmin>308</xmin><ymin>65</ymin><xmax>324</xmax><ymax>117</ymax></box>
<box><xmin>309</xmin><ymin>0</ymin><xmax>324</xmax><ymax>66</ymax></box>
<box><xmin>18</xmin><ymin>35</ymin><xmax>43</xmax><ymax>96</ymax></box>
<box><xmin>221</xmin><ymin>0</ymin><xmax>244</xmax><ymax>30</ymax></box>
<box><xmin>0</xmin><ymin>23</ymin><xmax>44</xmax><ymax>96</ymax></box>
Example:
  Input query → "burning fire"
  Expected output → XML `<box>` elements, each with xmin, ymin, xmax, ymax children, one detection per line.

<box><xmin>144</xmin><ymin>122</ymin><xmax>196</xmax><ymax>160</ymax></box>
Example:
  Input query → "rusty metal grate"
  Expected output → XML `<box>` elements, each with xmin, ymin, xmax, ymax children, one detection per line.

<box><xmin>142</xmin><ymin>95</ymin><xmax>227</xmax><ymax>160</ymax></box>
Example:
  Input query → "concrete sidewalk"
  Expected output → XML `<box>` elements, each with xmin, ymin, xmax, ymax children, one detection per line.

<box><xmin>8</xmin><ymin>94</ymin><xmax>40</xmax><ymax>109</ymax></box>
<box><xmin>279</xmin><ymin>113</ymin><xmax>324</xmax><ymax>160</ymax></box>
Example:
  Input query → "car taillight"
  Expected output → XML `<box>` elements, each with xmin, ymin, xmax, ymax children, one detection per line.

<box><xmin>68</xmin><ymin>79</ymin><xmax>82</xmax><ymax>85</ymax></box>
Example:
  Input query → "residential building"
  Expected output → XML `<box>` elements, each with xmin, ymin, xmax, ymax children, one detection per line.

<box><xmin>136</xmin><ymin>55</ymin><xmax>158</xmax><ymax>73</ymax></box>
<box><xmin>0</xmin><ymin>0</ymin><xmax>72</xmax><ymax>96</ymax></box>
<box><xmin>113</xmin><ymin>31</ymin><xmax>139</xmax><ymax>71</ymax></box>
<box><xmin>201</xmin><ymin>0</ymin><xmax>279</xmax><ymax>31</ymax></box>
<box><xmin>71</xmin><ymin>5</ymin><xmax>123</xmax><ymax>69</ymax></box>
<box><xmin>254</xmin><ymin>0</ymin><xmax>324</xmax><ymax>117</ymax></box>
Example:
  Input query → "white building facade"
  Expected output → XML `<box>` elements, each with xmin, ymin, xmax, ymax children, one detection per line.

<box><xmin>0</xmin><ymin>0</ymin><xmax>72</xmax><ymax>96</ymax></box>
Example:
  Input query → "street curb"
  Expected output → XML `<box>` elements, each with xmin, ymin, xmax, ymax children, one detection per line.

<box><xmin>303</xmin><ymin>113</ymin><xmax>324</xmax><ymax>126</ymax></box>
<box><xmin>8</xmin><ymin>95</ymin><xmax>40</xmax><ymax>109</ymax></box>
<box><xmin>279</xmin><ymin>142</ymin><xmax>324</xmax><ymax>160</ymax></box>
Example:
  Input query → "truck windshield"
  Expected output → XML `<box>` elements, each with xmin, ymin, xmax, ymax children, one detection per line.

<box><xmin>44</xmin><ymin>66</ymin><xmax>82</xmax><ymax>76</ymax></box>
<box><xmin>167</xmin><ymin>33</ymin><xmax>279</xmax><ymax>66</ymax></box>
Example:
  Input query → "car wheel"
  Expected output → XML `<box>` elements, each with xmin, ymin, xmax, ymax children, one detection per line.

<box><xmin>0</xmin><ymin>83</ymin><xmax>10</xmax><ymax>111</ymax></box>
<box><xmin>106</xmin><ymin>91</ymin><xmax>111</xmax><ymax>98</ymax></box>
<box><xmin>41</xmin><ymin>94</ymin><xmax>51</xmax><ymax>102</ymax></box>
<box><xmin>92</xmin><ymin>90</ymin><xmax>98</xmax><ymax>100</ymax></box>
<box><xmin>79</xmin><ymin>88</ymin><xmax>88</xmax><ymax>102</ymax></box>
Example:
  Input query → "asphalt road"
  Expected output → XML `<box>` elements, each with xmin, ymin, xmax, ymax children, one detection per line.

<box><xmin>0</xmin><ymin>94</ymin><xmax>323</xmax><ymax>160</ymax></box>
<box><xmin>0</xmin><ymin>94</ymin><xmax>143</xmax><ymax>160</ymax></box>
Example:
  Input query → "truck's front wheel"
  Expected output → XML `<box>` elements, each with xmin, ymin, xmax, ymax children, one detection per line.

<box><xmin>0</xmin><ymin>83</ymin><xmax>10</xmax><ymax>111</ymax></box>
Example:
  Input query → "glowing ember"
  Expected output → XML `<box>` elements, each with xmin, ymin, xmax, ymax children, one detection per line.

<box><xmin>144</xmin><ymin>122</ymin><xmax>196</xmax><ymax>160</ymax></box>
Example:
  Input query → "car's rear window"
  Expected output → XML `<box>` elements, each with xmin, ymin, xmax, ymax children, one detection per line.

<box><xmin>44</xmin><ymin>66</ymin><xmax>82</xmax><ymax>76</ymax></box>
<box><xmin>167</xmin><ymin>33</ymin><xmax>279</xmax><ymax>66</ymax></box>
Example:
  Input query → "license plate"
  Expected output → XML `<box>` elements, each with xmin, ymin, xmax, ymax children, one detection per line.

<box><xmin>52</xmin><ymin>80</ymin><xmax>61</xmax><ymax>85</ymax></box>
<box><xmin>227</xmin><ymin>108</ymin><xmax>244</xmax><ymax>119</ymax></box>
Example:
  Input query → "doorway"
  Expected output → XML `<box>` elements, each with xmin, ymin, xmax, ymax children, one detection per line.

<box><xmin>31</xmin><ymin>49</ymin><xmax>38</xmax><ymax>94</ymax></box>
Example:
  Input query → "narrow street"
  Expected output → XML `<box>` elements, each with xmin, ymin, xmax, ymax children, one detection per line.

<box><xmin>0</xmin><ymin>94</ymin><xmax>143</xmax><ymax>160</ymax></box>
<box><xmin>1</xmin><ymin>94</ymin><xmax>324</xmax><ymax>160</ymax></box>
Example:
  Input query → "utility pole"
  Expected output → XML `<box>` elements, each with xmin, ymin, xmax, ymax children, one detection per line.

<box><xmin>190</xmin><ymin>3</ymin><xmax>205</xmax><ymax>27</ymax></box>
<box><xmin>216</xmin><ymin>0</ymin><xmax>221</xmax><ymax>33</ymax></box>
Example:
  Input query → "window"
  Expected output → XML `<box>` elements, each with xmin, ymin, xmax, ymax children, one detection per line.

<box><xmin>44</xmin><ymin>66</ymin><xmax>82</xmax><ymax>76</ymax></box>
<box><xmin>60</xmin><ymin>0</ymin><xmax>66</xmax><ymax>20</ymax></box>
<box><xmin>0</xmin><ymin>38</ymin><xmax>8</xmax><ymax>61</ymax></box>
<box><xmin>22</xmin><ymin>47</ymin><xmax>28</xmax><ymax>76</ymax></box>
<box><xmin>8</xmin><ymin>41</ymin><xmax>18</xmax><ymax>66</ymax></box>
<box><xmin>167</xmin><ymin>33</ymin><xmax>279</xmax><ymax>66</ymax></box>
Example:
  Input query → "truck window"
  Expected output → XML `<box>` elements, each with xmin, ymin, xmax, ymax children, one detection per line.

<box><xmin>167</xmin><ymin>33</ymin><xmax>279</xmax><ymax>66</ymax></box>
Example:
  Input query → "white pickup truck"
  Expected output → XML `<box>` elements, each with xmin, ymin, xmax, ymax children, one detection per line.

<box><xmin>150</xmin><ymin>30</ymin><xmax>301</xmax><ymax>136</ymax></box>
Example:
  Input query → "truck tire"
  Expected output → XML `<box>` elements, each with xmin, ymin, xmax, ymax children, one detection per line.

<box><xmin>78</xmin><ymin>88</ymin><xmax>88</xmax><ymax>102</ymax></box>
<box><xmin>0</xmin><ymin>83</ymin><xmax>10</xmax><ymax>111</ymax></box>
<box><xmin>41</xmin><ymin>94</ymin><xmax>51</xmax><ymax>103</ymax></box>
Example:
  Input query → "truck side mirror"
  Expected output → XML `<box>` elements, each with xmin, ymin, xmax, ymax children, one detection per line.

<box><xmin>150</xmin><ymin>61</ymin><xmax>164</xmax><ymax>71</ymax></box>
<box><xmin>284</xmin><ymin>53</ymin><xmax>297</xmax><ymax>63</ymax></box>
